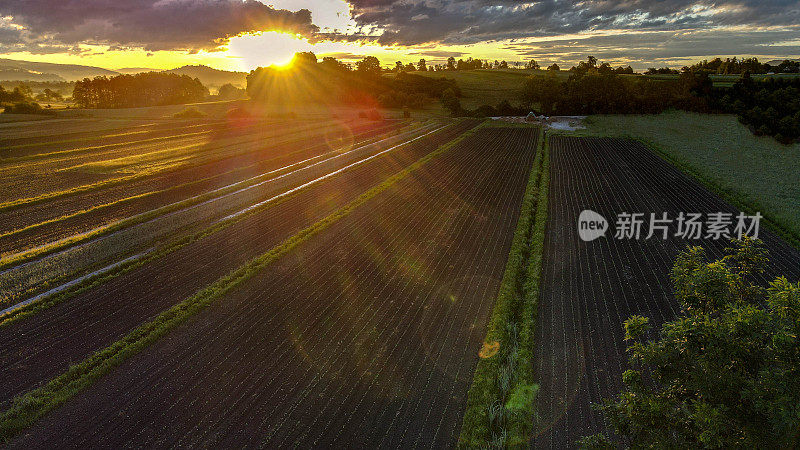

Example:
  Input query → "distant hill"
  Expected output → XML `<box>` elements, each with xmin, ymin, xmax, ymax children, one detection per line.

<box><xmin>0</xmin><ymin>59</ymin><xmax>246</xmax><ymax>89</ymax></box>
<box><xmin>766</xmin><ymin>58</ymin><xmax>800</xmax><ymax>66</ymax></box>
<box><xmin>0</xmin><ymin>67</ymin><xmax>64</xmax><ymax>82</ymax></box>
<box><xmin>115</xmin><ymin>67</ymin><xmax>159</xmax><ymax>74</ymax></box>
<box><xmin>164</xmin><ymin>65</ymin><xmax>247</xmax><ymax>88</ymax></box>
<box><xmin>0</xmin><ymin>58</ymin><xmax>118</xmax><ymax>81</ymax></box>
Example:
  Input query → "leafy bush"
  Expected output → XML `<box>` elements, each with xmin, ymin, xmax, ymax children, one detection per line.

<box><xmin>582</xmin><ymin>238</ymin><xmax>800</xmax><ymax>448</ymax></box>
<box><xmin>172</xmin><ymin>107</ymin><xmax>206</xmax><ymax>119</ymax></box>
<box><xmin>2</xmin><ymin>101</ymin><xmax>56</xmax><ymax>115</ymax></box>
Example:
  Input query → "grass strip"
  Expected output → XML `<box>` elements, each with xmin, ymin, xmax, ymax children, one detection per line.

<box><xmin>0</xmin><ymin>121</ymin><xmax>422</xmax><ymax>271</ymax></box>
<box><xmin>639</xmin><ymin>138</ymin><xmax>800</xmax><ymax>251</ymax></box>
<box><xmin>506</xmin><ymin>132</ymin><xmax>549</xmax><ymax>442</ymax></box>
<box><xmin>458</xmin><ymin>125</ymin><xmax>548</xmax><ymax>447</ymax></box>
<box><xmin>0</xmin><ymin>120</ymin><xmax>474</xmax><ymax>442</ymax></box>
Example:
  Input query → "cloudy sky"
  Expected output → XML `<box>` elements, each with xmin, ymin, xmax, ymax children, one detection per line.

<box><xmin>0</xmin><ymin>0</ymin><xmax>798</xmax><ymax>71</ymax></box>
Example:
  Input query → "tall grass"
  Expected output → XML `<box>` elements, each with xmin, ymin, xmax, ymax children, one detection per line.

<box><xmin>459</xmin><ymin>126</ymin><xmax>549</xmax><ymax>447</ymax></box>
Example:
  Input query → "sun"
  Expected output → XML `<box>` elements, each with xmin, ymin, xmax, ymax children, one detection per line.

<box><xmin>226</xmin><ymin>31</ymin><xmax>310</xmax><ymax>71</ymax></box>
<box><xmin>272</xmin><ymin>58</ymin><xmax>295</xmax><ymax>70</ymax></box>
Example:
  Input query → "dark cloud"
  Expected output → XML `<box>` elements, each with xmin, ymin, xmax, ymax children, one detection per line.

<box><xmin>338</xmin><ymin>0</ymin><xmax>800</xmax><ymax>46</ymax></box>
<box><xmin>317</xmin><ymin>51</ymin><xmax>363</xmax><ymax>60</ymax></box>
<box><xmin>408</xmin><ymin>50</ymin><xmax>467</xmax><ymax>58</ymax></box>
<box><xmin>502</xmin><ymin>29</ymin><xmax>800</xmax><ymax>69</ymax></box>
<box><xmin>0</xmin><ymin>0</ymin><xmax>319</xmax><ymax>52</ymax></box>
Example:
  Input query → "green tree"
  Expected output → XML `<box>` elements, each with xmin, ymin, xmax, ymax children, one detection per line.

<box><xmin>547</xmin><ymin>63</ymin><xmax>560</xmax><ymax>71</ymax></box>
<box><xmin>520</xmin><ymin>73</ymin><xmax>562</xmax><ymax>113</ymax></box>
<box><xmin>417</xmin><ymin>59</ymin><xmax>427</xmax><ymax>72</ymax></box>
<box><xmin>217</xmin><ymin>83</ymin><xmax>246</xmax><ymax>99</ymax></box>
<box><xmin>526</xmin><ymin>60</ymin><xmax>540</xmax><ymax>70</ymax></box>
<box><xmin>356</xmin><ymin>56</ymin><xmax>382</xmax><ymax>77</ymax></box>
<box><xmin>582</xmin><ymin>238</ymin><xmax>800</xmax><ymax>448</ymax></box>
<box><xmin>440</xmin><ymin>87</ymin><xmax>462</xmax><ymax>116</ymax></box>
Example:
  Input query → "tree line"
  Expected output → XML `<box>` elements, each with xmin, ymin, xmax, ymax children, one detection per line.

<box><xmin>447</xmin><ymin>55</ymin><xmax>799</xmax><ymax>143</ymax></box>
<box><xmin>714</xmin><ymin>74</ymin><xmax>800</xmax><ymax>144</ymax></box>
<box><xmin>648</xmin><ymin>57</ymin><xmax>800</xmax><ymax>75</ymax></box>
<box><xmin>246</xmin><ymin>52</ymin><xmax>460</xmax><ymax>110</ymax></box>
<box><xmin>72</xmin><ymin>72</ymin><xmax>208</xmax><ymax>108</ymax></box>
<box><xmin>0</xmin><ymin>84</ymin><xmax>59</xmax><ymax>115</ymax></box>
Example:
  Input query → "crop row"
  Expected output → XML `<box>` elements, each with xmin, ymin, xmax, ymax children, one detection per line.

<box><xmin>0</xmin><ymin>120</ymin><xmax>487</xmax><ymax>443</ymax></box>
<box><xmin>458</xmin><ymin>124</ymin><xmax>546</xmax><ymax>447</ymax></box>
<box><xmin>0</xmin><ymin>120</ymin><xmax>226</xmax><ymax>158</ymax></box>
<box><xmin>0</xmin><ymin>120</ymin><xmax>480</xmax><ymax>414</ymax></box>
<box><xmin>530</xmin><ymin>136</ymin><xmax>800</xmax><ymax>448</ymax></box>
<box><xmin>2</xmin><ymin>122</ymin><xmax>537</xmax><ymax>447</ymax></box>
<box><xmin>0</xmin><ymin>120</ymin><xmax>409</xmax><ymax>260</ymax></box>
<box><xmin>0</xmin><ymin>118</ymin><xmax>378</xmax><ymax>208</ymax></box>
<box><xmin>0</xmin><ymin>121</ymin><xmax>442</xmax><ymax>310</ymax></box>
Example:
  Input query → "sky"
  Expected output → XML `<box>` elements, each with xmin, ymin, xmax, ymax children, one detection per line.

<box><xmin>0</xmin><ymin>0</ymin><xmax>798</xmax><ymax>72</ymax></box>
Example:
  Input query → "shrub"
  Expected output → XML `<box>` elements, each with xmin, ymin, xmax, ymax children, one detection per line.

<box><xmin>583</xmin><ymin>238</ymin><xmax>800</xmax><ymax>448</ymax></box>
<box><xmin>2</xmin><ymin>101</ymin><xmax>56</xmax><ymax>115</ymax></box>
<box><xmin>172</xmin><ymin>107</ymin><xmax>207</xmax><ymax>119</ymax></box>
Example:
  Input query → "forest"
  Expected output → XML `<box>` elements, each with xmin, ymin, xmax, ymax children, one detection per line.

<box><xmin>72</xmin><ymin>72</ymin><xmax>208</xmax><ymax>108</ymax></box>
<box><xmin>246</xmin><ymin>52</ymin><xmax>460</xmax><ymax>109</ymax></box>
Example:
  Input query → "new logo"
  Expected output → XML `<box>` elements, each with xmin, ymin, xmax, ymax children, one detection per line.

<box><xmin>578</xmin><ymin>210</ymin><xmax>608</xmax><ymax>241</ymax></box>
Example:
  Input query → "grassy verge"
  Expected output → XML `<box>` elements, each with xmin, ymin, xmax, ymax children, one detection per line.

<box><xmin>0</xmin><ymin>120</ymin><xmax>422</xmax><ymax>270</ymax></box>
<box><xmin>458</xmin><ymin>126</ymin><xmax>549</xmax><ymax>447</ymax></box>
<box><xmin>0</xmin><ymin>121</ymin><xmax>446</xmax><ymax>326</ymax></box>
<box><xmin>0</xmin><ymin>120</ymin><xmax>477</xmax><ymax>442</ymax></box>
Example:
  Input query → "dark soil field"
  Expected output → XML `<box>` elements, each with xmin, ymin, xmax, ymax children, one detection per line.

<box><xmin>531</xmin><ymin>136</ymin><xmax>800</xmax><ymax>448</ymax></box>
<box><xmin>0</xmin><ymin>120</ymin><xmax>477</xmax><ymax>408</ymax></box>
<box><xmin>0</xmin><ymin>120</ymin><xmax>404</xmax><ymax>255</ymax></box>
<box><xmin>7</xmin><ymin>126</ymin><xmax>539</xmax><ymax>448</ymax></box>
<box><xmin>0</xmin><ymin>120</ymin><xmax>225</xmax><ymax>158</ymax></box>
